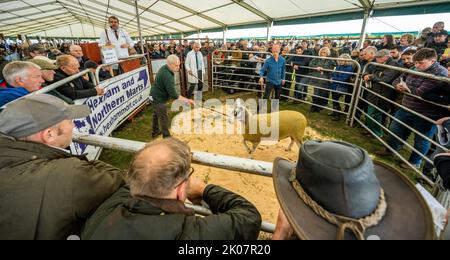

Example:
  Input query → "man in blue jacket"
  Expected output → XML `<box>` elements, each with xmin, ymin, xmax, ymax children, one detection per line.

<box><xmin>259</xmin><ymin>44</ymin><xmax>286</xmax><ymax>101</ymax></box>
<box><xmin>0</xmin><ymin>61</ymin><xmax>44</xmax><ymax>107</ymax></box>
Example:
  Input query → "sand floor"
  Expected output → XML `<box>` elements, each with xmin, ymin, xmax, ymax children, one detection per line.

<box><xmin>171</xmin><ymin>106</ymin><xmax>330</xmax><ymax>224</ymax></box>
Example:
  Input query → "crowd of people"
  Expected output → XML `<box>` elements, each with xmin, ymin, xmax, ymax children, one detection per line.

<box><xmin>1</xmin><ymin>18</ymin><xmax>450</xmax><ymax>240</ymax></box>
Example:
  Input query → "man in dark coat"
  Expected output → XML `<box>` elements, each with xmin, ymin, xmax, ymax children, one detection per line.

<box><xmin>0</xmin><ymin>94</ymin><xmax>125</xmax><ymax>240</ymax></box>
<box><xmin>82</xmin><ymin>138</ymin><xmax>262</xmax><ymax>240</ymax></box>
<box><xmin>363</xmin><ymin>49</ymin><xmax>400</xmax><ymax>137</ymax></box>
<box><xmin>51</xmin><ymin>55</ymin><xmax>104</xmax><ymax>101</ymax></box>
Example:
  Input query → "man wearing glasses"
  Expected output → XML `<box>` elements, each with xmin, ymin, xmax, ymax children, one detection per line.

<box><xmin>82</xmin><ymin>138</ymin><xmax>262</xmax><ymax>240</ymax></box>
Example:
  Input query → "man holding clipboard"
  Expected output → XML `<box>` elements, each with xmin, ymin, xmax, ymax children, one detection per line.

<box><xmin>99</xmin><ymin>16</ymin><xmax>134</xmax><ymax>69</ymax></box>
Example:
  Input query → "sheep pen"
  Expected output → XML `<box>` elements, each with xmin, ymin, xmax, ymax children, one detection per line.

<box><xmin>168</xmin><ymin>102</ymin><xmax>328</xmax><ymax>224</ymax></box>
<box><xmin>99</xmin><ymin>92</ymin><xmax>415</xmax><ymax>228</ymax></box>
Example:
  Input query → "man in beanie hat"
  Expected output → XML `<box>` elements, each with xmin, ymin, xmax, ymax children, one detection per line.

<box><xmin>0</xmin><ymin>94</ymin><xmax>125</xmax><ymax>239</ymax></box>
<box><xmin>272</xmin><ymin>140</ymin><xmax>435</xmax><ymax>240</ymax></box>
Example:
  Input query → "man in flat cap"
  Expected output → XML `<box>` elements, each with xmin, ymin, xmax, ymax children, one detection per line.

<box><xmin>0</xmin><ymin>94</ymin><xmax>125</xmax><ymax>240</ymax></box>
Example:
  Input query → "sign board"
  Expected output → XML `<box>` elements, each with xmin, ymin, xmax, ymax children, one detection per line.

<box><xmin>101</xmin><ymin>47</ymin><xmax>119</xmax><ymax>64</ymax></box>
<box><xmin>71</xmin><ymin>66</ymin><xmax>150</xmax><ymax>160</ymax></box>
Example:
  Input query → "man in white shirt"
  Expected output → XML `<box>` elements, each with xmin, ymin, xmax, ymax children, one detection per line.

<box><xmin>185</xmin><ymin>42</ymin><xmax>205</xmax><ymax>100</ymax></box>
<box><xmin>99</xmin><ymin>16</ymin><xmax>134</xmax><ymax>60</ymax></box>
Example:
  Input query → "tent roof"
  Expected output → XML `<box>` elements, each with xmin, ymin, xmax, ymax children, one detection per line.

<box><xmin>1</xmin><ymin>0</ymin><xmax>449</xmax><ymax>38</ymax></box>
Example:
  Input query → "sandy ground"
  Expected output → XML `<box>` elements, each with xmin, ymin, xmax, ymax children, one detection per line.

<box><xmin>171</xmin><ymin>106</ymin><xmax>330</xmax><ymax>225</ymax></box>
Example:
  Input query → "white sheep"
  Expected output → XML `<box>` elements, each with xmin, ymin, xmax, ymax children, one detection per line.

<box><xmin>231</xmin><ymin>99</ymin><xmax>308</xmax><ymax>158</ymax></box>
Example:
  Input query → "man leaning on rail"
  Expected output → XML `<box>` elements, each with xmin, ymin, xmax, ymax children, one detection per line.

<box><xmin>0</xmin><ymin>94</ymin><xmax>125</xmax><ymax>239</ymax></box>
<box><xmin>82</xmin><ymin>138</ymin><xmax>262</xmax><ymax>240</ymax></box>
<box><xmin>376</xmin><ymin>48</ymin><xmax>449</xmax><ymax>170</ymax></box>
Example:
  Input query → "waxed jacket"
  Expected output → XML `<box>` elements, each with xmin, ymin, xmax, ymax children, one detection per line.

<box><xmin>0</xmin><ymin>134</ymin><xmax>125</xmax><ymax>240</ymax></box>
<box><xmin>82</xmin><ymin>185</ymin><xmax>262</xmax><ymax>240</ymax></box>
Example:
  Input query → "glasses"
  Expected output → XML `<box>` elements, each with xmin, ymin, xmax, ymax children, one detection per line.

<box><xmin>174</xmin><ymin>167</ymin><xmax>195</xmax><ymax>188</ymax></box>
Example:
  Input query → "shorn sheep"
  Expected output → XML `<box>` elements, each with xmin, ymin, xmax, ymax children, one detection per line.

<box><xmin>231</xmin><ymin>99</ymin><xmax>307</xmax><ymax>158</ymax></box>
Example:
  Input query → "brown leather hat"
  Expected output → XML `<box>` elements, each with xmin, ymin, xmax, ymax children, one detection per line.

<box><xmin>273</xmin><ymin>140</ymin><xmax>435</xmax><ymax>240</ymax></box>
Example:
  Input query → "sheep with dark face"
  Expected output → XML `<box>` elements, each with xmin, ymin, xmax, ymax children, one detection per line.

<box><xmin>231</xmin><ymin>99</ymin><xmax>307</xmax><ymax>159</ymax></box>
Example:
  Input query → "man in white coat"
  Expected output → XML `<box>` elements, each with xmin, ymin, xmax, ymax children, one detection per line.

<box><xmin>185</xmin><ymin>42</ymin><xmax>205</xmax><ymax>100</ymax></box>
<box><xmin>99</xmin><ymin>16</ymin><xmax>134</xmax><ymax>60</ymax></box>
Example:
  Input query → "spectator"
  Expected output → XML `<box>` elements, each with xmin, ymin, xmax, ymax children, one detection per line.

<box><xmin>291</xmin><ymin>46</ymin><xmax>311</xmax><ymax>102</ymax></box>
<box><xmin>378</xmin><ymin>34</ymin><xmax>395</xmax><ymax>50</ymax></box>
<box><xmin>400</xmin><ymin>49</ymin><xmax>417</xmax><ymax>69</ymax></box>
<box><xmin>28</xmin><ymin>58</ymin><xmax>73</xmax><ymax>105</ymax></box>
<box><xmin>414</xmin><ymin>28</ymin><xmax>432</xmax><ymax>48</ymax></box>
<box><xmin>0</xmin><ymin>51</ymin><xmax>9</xmax><ymax>82</ymax></box>
<box><xmin>390</xmin><ymin>46</ymin><xmax>403</xmax><ymax>61</ymax></box>
<box><xmin>426</xmin><ymin>21</ymin><xmax>447</xmax><ymax>47</ymax></box>
<box><xmin>323</xmin><ymin>39</ymin><xmax>339</xmax><ymax>58</ymax></box>
<box><xmin>185</xmin><ymin>42</ymin><xmax>205</xmax><ymax>100</ymax></box>
<box><xmin>69</xmin><ymin>45</ymin><xmax>89</xmax><ymax>69</ymax></box>
<box><xmin>84</xmin><ymin>60</ymin><xmax>112</xmax><ymax>82</ymax></box>
<box><xmin>28</xmin><ymin>43</ymin><xmax>47</xmax><ymax>59</ymax></box>
<box><xmin>81</xmin><ymin>138</ymin><xmax>261</xmax><ymax>240</ymax></box>
<box><xmin>0</xmin><ymin>94</ymin><xmax>125</xmax><ymax>239</ymax></box>
<box><xmin>151</xmin><ymin>44</ymin><xmax>165</xmax><ymax>59</ymax></box>
<box><xmin>308</xmin><ymin>47</ymin><xmax>336</xmax><ymax>113</ymax></box>
<box><xmin>399</xmin><ymin>34</ymin><xmax>414</xmax><ymax>51</ymax></box>
<box><xmin>51</xmin><ymin>55</ymin><xmax>104</xmax><ymax>101</ymax></box>
<box><xmin>0</xmin><ymin>61</ymin><xmax>44</xmax><ymax>107</ymax></box>
<box><xmin>271</xmin><ymin>140</ymin><xmax>434</xmax><ymax>240</ymax></box>
<box><xmin>447</xmin><ymin>62</ymin><xmax>450</xmax><ymax>75</ymax></box>
<box><xmin>377</xmin><ymin>48</ymin><xmax>448</xmax><ymax>169</ymax></box>
<box><xmin>362</xmin><ymin>39</ymin><xmax>372</xmax><ymax>50</ymax></box>
<box><xmin>329</xmin><ymin>54</ymin><xmax>354</xmax><ymax>121</ymax></box>
<box><xmin>363</xmin><ymin>49</ymin><xmax>401</xmax><ymax>138</ymax></box>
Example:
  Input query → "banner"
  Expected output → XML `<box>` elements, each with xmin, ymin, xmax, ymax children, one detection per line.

<box><xmin>71</xmin><ymin>66</ymin><xmax>150</xmax><ymax>160</ymax></box>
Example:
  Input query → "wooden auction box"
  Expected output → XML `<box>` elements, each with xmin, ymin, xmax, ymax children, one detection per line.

<box><xmin>80</xmin><ymin>43</ymin><xmax>102</xmax><ymax>64</ymax></box>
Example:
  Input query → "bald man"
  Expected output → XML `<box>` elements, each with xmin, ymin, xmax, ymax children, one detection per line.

<box><xmin>51</xmin><ymin>55</ymin><xmax>104</xmax><ymax>101</ymax></box>
<box><xmin>82</xmin><ymin>138</ymin><xmax>261</xmax><ymax>240</ymax></box>
<box><xmin>69</xmin><ymin>45</ymin><xmax>89</xmax><ymax>69</ymax></box>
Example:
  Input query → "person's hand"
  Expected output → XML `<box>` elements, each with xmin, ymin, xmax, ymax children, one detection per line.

<box><xmin>293</xmin><ymin>65</ymin><xmax>299</xmax><ymax>70</ymax></box>
<box><xmin>316</xmin><ymin>67</ymin><xmax>323</xmax><ymax>71</ymax></box>
<box><xmin>446</xmin><ymin>208</ymin><xmax>450</xmax><ymax>225</ymax></box>
<box><xmin>188</xmin><ymin>70</ymin><xmax>193</xmax><ymax>76</ymax></box>
<box><xmin>396</xmin><ymin>82</ymin><xmax>410</xmax><ymax>93</ymax></box>
<box><xmin>259</xmin><ymin>77</ymin><xmax>264</xmax><ymax>85</ymax></box>
<box><xmin>282</xmin><ymin>80</ymin><xmax>286</xmax><ymax>86</ymax></box>
<box><xmin>120</xmin><ymin>43</ymin><xmax>130</xmax><ymax>49</ymax></box>
<box><xmin>186</xmin><ymin>176</ymin><xmax>206</xmax><ymax>206</ymax></box>
<box><xmin>95</xmin><ymin>86</ymin><xmax>105</xmax><ymax>96</ymax></box>
<box><xmin>272</xmin><ymin>209</ymin><xmax>294</xmax><ymax>240</ymax></box>
<box><xmin>436</xmin><ymin>117</ymin><xmax>450</xmax><ymax>125</ymax></box>
<box><xmin>363</xmin><ymin>74</ymin><xmax>372</xmax><ymax>82</ymax></box>
<box><xmin>179</xmin><ymin>96</ymin><xmax>194</xmax><ymax>106</ymax></box>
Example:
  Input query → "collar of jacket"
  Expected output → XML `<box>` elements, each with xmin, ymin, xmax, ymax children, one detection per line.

<box><xmin>0</xmin><ymin>133</ymin><xmax>88</xmax><ymax>161</ymax></box>
<box><xmin>124</xmin><ymin>195</ymin><xmax>195</xmax><ymax>216</ymax></box>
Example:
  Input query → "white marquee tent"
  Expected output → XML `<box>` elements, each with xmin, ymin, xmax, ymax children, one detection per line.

<box><xmin>1</xmin><ymin>0</ymin><xmax>449</xmax><ymax>39</ymax></box>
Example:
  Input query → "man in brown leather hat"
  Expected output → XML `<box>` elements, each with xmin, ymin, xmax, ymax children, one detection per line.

<box><xmin>272</xmin><ymin>140</ymin><xmax>435</xmax><ymax>240</ymax></box>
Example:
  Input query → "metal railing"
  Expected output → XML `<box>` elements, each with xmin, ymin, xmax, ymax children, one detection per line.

<box><xmin>211</xmin><ymin>50</ymin><xmax>362</xmax><ymax>123</ymax></box>
<box><xmin>72</xmin><ymin>133</ymin><xmax>275</xmax><ymax>233</ymax></box>
<box><xmin>95</xmin><ymin>54</ymin><xmax>148</xmax><ymax>83</ymax></box>
<box><xmin>351</xmin><ymin>62</ymin><xmax>450</xmax><ymax>187</ymax></box>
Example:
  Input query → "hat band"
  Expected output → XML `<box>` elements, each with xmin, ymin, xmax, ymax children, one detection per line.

<box><xmin>290</xmin><ymin>169</ymin><xmax>387</xmax><ymax>240</ymax></box>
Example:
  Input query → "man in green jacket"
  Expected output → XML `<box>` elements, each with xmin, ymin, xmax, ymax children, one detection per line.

<box><xmin>151</xmin><ymin>54</ymin><xmax>193</xmax><ymax>138</ymax></box>
<box><xmin>0</xmin><ymin>94</ymin><xmax>125</xmax><ymax>240</ymax></box>
<box><xmin>82</xmin><ymin>138</ymin><xmax>262</xmax><ymax>240</ymax></box>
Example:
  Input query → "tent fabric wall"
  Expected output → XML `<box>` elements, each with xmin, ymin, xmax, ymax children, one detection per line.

<box><xmin>0</xmin><ymin>0</ymin><xmax>449</xmax><ymax>38</ymax></box>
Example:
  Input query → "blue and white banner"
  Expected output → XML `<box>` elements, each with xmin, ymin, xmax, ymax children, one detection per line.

<box><xmin>71</xmin><ymin>66</ymin><xmax>150</xmax><ymax>160</ymax></box>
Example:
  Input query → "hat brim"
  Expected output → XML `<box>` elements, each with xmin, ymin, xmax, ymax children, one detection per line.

<box><xmin>67</xmin><ymin>104</ymin><xmax>91</xmax><ymax>119</ymax></box>
<box><xmin>273</xmin><ymin>158</ymin><xmax>435</xmax><ymax>240</ymax></box>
